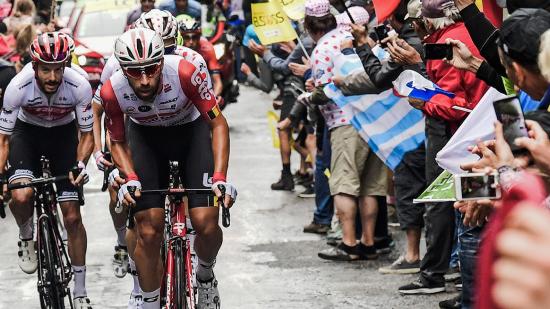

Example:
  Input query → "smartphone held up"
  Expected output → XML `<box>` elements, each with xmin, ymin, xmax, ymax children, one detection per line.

<box><xmin>424</xmin><ymin>43</ymin><xmax>453</xmax><ymax>60</ymax></box>
<box><xmin>455</xmin><ymin>173</ymin><xmax>501</xmax><ymax>201</ymax></box>
<box><xmin>493</xmin><ymin>95</ymin><xmax>529</xmax><ymax>153</ymax></box>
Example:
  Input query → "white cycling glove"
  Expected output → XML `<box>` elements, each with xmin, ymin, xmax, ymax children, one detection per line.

<box><xmin>108</xmin><ymin>168</ymin><xmax>120</xmax><ymax>187</ymax></box>
<box><xmin>117</xmin><ymin>180</ymin><xmax>142</xmax><ymax>205</ymax></box>
<box><xmin>212</xmin><ymin>181</ymin><xmax>238</xmax><ymax>203</ymax></box>
<box><xmin>93</xmin><ymin>151</ymin><xmax>111</xmax><ymax>171</ymax></box>
<box><xmin>74</xmin><ymin>161</ymin><xmax>89</xmax><ymax>184</ymax></box>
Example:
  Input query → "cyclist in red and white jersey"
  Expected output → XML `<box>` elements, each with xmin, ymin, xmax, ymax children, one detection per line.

<box><xmin>91</xmin><ymin>11</ymin><xmax>216</xmax><ymax>308</ymax></box>
<box><xmin>101</xmin><ymin>28</ymin><xmax>236</xmax><ymax>309</ymax></box>
<box><xmin>0</xmin><ymin>32</ymin><xmax>94</xmax><ymax>309</ymax></box>
<box><xmin>178</xmin><ymin>15</ymin><xmax>223</xmax><ymax>98</ymax></box>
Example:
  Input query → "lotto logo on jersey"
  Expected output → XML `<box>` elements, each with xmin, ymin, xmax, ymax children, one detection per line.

<box><xmin>164</xmin><ymin>84</ymin><xmax>172</xmax><ymax>93</ymax></box>
<box><xmin>191</xmin><ymin>68</ymin><xmax>212</xmax><ymax>101</ymax></box>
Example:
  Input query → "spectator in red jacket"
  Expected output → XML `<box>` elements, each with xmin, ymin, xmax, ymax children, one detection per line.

<box><xmin>398</xmin><ymin>1</ymin><xmax>489</xmax><ymax>306</ymax></box>
<box><xmin>409</xmin><ymin>3</ymin><xmax>489</xmax><ymax>133</ymax></box>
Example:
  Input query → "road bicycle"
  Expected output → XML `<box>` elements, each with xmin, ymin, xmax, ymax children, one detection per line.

<box><xmin>126</xmin><ymin>161</ymin><xmax>230</xmax><ymax>309</ymax></box>
<box><xmin>2</xmin><ymin>157</ymin><xmax>77</xmax><ymax>308</ymax></box>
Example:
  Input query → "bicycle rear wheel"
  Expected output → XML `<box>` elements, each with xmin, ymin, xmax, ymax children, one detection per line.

<box><xmin>37</xmin><ymin>217</ymin><xmax>66</xmax><ymax>309</ymax></box>
<box><xmin>173</xmin><ymin>238</ymin><xmax>188</xmax><ymax>309</ymax></box>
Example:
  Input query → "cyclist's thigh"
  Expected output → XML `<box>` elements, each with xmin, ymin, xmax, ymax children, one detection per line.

<box><xmin>46</xmin><ymin>122</ymin><xmax>79</xmax><ymax>203</ymax></box>
<box><xmin>127</xmin><ymin>121</ymin><xmax>169</xmax><ymax>213</ymax></box>
<box><xmin>180</xmin><ymin>119</ymin><xmax>215</xmax><ymax>209</ymax></box>
<box><xmin>8</xmin><ymin>120</ymin><xmax>41</xmax><ymax>182</ymax></box>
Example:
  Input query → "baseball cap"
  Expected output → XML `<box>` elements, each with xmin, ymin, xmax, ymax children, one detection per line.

<box><xmin>499</xmin><ymin>8</ymin><xmax>550</xmax><ymax>67</ymax></box>
<box><xmin>305</xmin><ymin>0</ymin><xmax>331</xmax><ymax>17</ymax></box>
<box><xmin>405</xmin><ymin>0</ymin><xmax>422</xmax><ymax>20</ymax></box>
<box><xmin>421</xmin><ymin>0</ymin><xmax>459</xmax><ymax>18</ymax></box>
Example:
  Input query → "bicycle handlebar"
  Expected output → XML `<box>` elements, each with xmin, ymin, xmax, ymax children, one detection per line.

<box><xmin>125</xmin><ymin>186</ymin><xmax>231</xmax><ymax>227</ymax></box>
<box><xmin>138</xmin><ymin>188</ymin><xmax>213</xmax><ymax>196</ymax></box>
<box><xmin>7</xmin><ymin>175</ymin><xmax>70</xmax><ymax>190</ymax></box>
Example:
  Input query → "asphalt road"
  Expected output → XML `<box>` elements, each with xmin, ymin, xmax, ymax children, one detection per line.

<box><xmin>0</xmin><ymin>86</ymin><xmax>457</xmax><ymax>308</ymax></box>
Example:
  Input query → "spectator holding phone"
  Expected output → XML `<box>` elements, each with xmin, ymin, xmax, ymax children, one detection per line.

<box><xmin>397</xmin><ymin>1</ymin><xmax>489</xmax><ymax>306</ymax></box>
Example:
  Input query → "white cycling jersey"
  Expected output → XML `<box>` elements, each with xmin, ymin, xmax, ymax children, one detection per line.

<box><xmin>101</xmin><ymin>55</ymin><xmax>219</xmax><ymax>142</ymax></box>
<box><xmin>0</xmin><ymin>66</ymin><xmax>93</xmax><ymax>135</ymax></box>
<box><xmin>93</xmin><ymin>46</ymin><xmax>212</xmax><ymax>105</ymax></box>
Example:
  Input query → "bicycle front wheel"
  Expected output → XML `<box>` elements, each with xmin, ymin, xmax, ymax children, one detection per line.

<box><xmin>173</xmin><ymin>238</ymin><xmax>189</xmax><ymax>309</ymax></box>
<box><xmin>37</xmin><ymin>216</ymin><xmax>66</xmax><ymax>309</ymax></box>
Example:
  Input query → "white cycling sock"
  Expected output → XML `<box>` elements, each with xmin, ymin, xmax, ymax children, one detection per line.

<box><xmin>19</xmin><ymin>216</ymin><xmax>33</xmax><ymax>240</ymax></box>
<box><xmin>141</xmin><ymin>288</ymin><xmax>160</xmax><ymax>309</ymax></box>
<box><xmin>129</xmin><ymin>257</ymin><xmax>141</xmax><ymax>295</ymax></box>
<box><xmin>72</xmin><ymin>265</ymin><xmax>87</xmax><ymax>298</ymax></box>
<box><xmin>196</xmin><ymin>258</ymin><xmax>214</xmax><ymax>282</ymax></box>
<box><xmin>115</xmin><ymin>224</ymin><xmax>127</xmax><ymax>247</ymax></box>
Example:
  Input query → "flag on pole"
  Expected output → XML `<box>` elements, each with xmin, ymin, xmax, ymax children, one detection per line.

<box><xmin>251</xmin><ymin>1</ymin><xmax>298</xmax><ymax>45</ymax></box>
<box><xmin>324</xmin><ymin>54</ymin><xmax>426</xmax><ymax>170</ymax></box>
<box><xmin>436</xmin><ymin>88</ymin><xmax>508</xmax><ymax>174</ymax></box>
<box><xmin>393</xmin><ymin>70</ymin><xmax>455</xmax><ymax>102</ymax></box>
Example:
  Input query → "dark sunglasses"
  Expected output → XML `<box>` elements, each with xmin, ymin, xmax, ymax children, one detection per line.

<box><xmin>123</xmin><ymin>62</ymin><xmax>162</xmax><ymax>79</ymax></box>
<box><xmin>182</xmin><ymin>33</ymin><xmax>201</xmax><ymax>41</ymax></box>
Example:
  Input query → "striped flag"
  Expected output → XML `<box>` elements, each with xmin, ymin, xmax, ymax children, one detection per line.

<box><xmin>393</xmin><ymin>70</ymin><xmax>455</xmax><ymax>102</ymax></box>
<box><xmin>324</xmin><ymin>53</ymin><xmax>425</xmax><ymax>170</ymax></box>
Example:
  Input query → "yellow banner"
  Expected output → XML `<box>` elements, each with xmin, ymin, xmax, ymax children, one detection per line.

<box><xmin>277</xmin><ymin>0</ymin><xmax>305</xmax><ymax>21</ymax></box>
<box><xmin>251</xmin><ymin>1</ymin><xmax>298</xmax><ymax>45</ymax></box>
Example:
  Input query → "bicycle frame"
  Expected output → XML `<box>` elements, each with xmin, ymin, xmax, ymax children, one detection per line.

<box><xmin>163</xmin><ymin>195</ymin><xmax>196</xmax><ymax>309</ymax></box>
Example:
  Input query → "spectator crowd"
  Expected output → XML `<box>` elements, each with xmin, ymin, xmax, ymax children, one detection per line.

<box><xmin>240</xmin><ymin>0</ymin><xmax>550</xmax><ymax>308</ymax></box>
<box><xmin>0</xmin><ymin>0</ymin><xmax>549</xmax><ymax>308</ymax></box>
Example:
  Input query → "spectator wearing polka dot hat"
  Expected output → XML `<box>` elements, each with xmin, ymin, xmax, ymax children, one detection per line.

<box><xmin>304</xmin><ymin>0</ymin><xmax>389</xmax><ymax>262</ymax></box>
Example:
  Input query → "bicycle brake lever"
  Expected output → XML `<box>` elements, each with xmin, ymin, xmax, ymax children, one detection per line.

<box><xmin>218</xmin><ymin>184</ymin><xmax>230</xmax><ymax>228</ymax></box>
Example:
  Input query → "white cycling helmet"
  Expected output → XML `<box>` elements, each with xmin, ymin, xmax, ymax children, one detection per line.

<box><xmin>137</xmin><ymin>9</ymin><xmax>178</xmax><ymax>46</ymax></box>
<box><xmin>114</xmin><ymin>28</ymin><xmax>164</xmax><ymax>67</ymax></box>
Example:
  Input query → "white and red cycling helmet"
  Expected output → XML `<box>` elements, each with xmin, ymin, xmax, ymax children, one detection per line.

<box><xmin>114</xmin><ymin>28</ymin><xmax>164</xmax><ymax>67</ymax></box>
<box><xmin>30</xmin><ymin>32</ymin><xmax>71</xmax><ymax>64</ymax></box>
<box><xmin>137</xmin><ymin>9</ymin><xmax>178</xmax><ymax>46</ymax></box>
<box><xmin>59</xmin><ymin>32</ymin><xmax>75</xmax><ymax>53</ymax></box>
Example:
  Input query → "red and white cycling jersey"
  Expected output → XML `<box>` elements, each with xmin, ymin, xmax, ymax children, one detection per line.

<box><xmin>93</xmin><ymin>46</ymin><xmax>212</xmax><ymax>104</ymax></box>
<box><xmin>101</xmin><ymin>55</ymin><xmax>219</xmax><ymax>142</ymax></box>
<box><xmin>0</xmin><ymin>66</ymin><xmax>93</xmax><ymax>135</ymax></box>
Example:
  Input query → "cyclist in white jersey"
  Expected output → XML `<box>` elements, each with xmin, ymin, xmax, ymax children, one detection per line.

<box><xmin>0</xmin><ymin>32</ymin><xmax>94</xmax><ymax>309</ymax></box>
<box><xmin>101</xmin><ymin>28</ymin><xmax>236</xmax><ymax>309</ymax></box>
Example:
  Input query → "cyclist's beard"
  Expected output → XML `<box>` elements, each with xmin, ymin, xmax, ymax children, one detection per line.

<box><xmin>38</xmin><ymin>78</ymin><xmax>61</xmax><ymax>95</ymax></box>
<box><xmin>130</xmin><ymin>75</ymin><xmax>162</xmax><ymax>102</ymax></box>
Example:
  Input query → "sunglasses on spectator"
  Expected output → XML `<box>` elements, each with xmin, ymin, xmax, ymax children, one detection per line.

<box><xmin>182</xmin><ymin>33</ymin><xmax>201</xmax><ymax>41</ymax></box>
<box><xmin>123</xmin><ymin>62</ymin><xmax>162</xmax><ymax>79</ymax></box>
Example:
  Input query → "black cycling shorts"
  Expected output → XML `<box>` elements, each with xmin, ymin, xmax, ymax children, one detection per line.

<box><xmin>8</xmin><ymin>120</ymin><xmax>79</xmax><ymax>203</ymax></box>
<box><xmin>127</xmin><ymin>119</ymin><xmax>215</xmax><ymax>214</ymax></box>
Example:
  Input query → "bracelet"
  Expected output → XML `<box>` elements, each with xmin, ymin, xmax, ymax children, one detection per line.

<box><xmin>212</xmin><ymin>171</ymin><xmax>226</xmax><ymax>183</ymax></box>
<box><xmin>126</xmin><ymin>172</ymin><xmax>139</xmax><ymax>181</ymax></box>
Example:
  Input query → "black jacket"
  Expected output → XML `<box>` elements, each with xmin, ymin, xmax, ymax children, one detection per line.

<box><xmin>355</xmin><ymin>20</ymin><xmax>425</xmax><ymax>90</ymax></box>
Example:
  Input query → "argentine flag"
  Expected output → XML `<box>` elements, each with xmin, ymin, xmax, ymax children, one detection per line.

<box><xmin>324</xmin><ymin>54</ymin><xmax>425</xmax><ymax>171</ymax></box>
<box><xmin>393</xmin><ymin>70</ymin><xmax>455</xmax><ymax>102</ymax></box>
